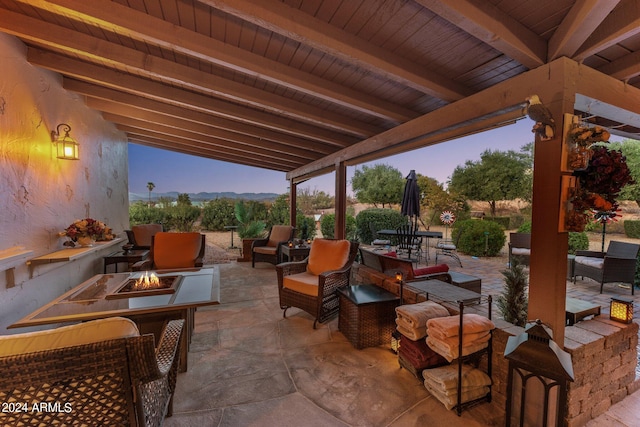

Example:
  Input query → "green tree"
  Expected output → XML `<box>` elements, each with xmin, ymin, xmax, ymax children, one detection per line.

<box><xmin>610</xmin><ymin>140</ymin><xmax>640</xmax><ymax>205</ymax></box>
<box><xmin>416</xmin><ymin>174</ymin><xmax>468</xmax><ymax>227</ymax></box>
<box><xmin>177</xmin><ymin>193</ymin><xmax>192</xmax><ymax>206</ymax></box>
<box><xmin>351</xmin><ymin>164</ymin><xmax>404</xmax><ymax>207</ymax></box>
<box><xmin>146</xmin><ymin>182</ymin><xmax>155</xmax><ymax>206</ymax></box>
<box><xmin>448</xmin><ymin>149</ymin><xmax>531</xmax><ymax>216</ymax></box>
<box><xmin>297</xmin><ymin>187</ymin><xmax>334</xmax><ymax>214</ymax></box>
<box><xmin>267</xmin><ymin>194</ymin><xmax>291</xmax><ymax>226</ymax></box>
<box><xmin>156</xmin><ymin>196</ymin><xmax>173</xmax><ymax>209</ymax></box>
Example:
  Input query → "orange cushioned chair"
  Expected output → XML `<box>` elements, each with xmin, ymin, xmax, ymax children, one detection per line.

<box><xmin>125</xmin><ymin>223</ymin><xmax>163</xmax><ymax>249</ymax></box>
<box><xmin>252</xmin><ymin>225</ymin><xmax>295</xmax><ymax>267</ymax></box>
<box><xmin>132</xmin><ymin>232</ymin><xmax>205</xmax><ymax>271</ymax></box>
<box><xmin>276</xmin><ymin>238</ymin><xmax>359</xmax><ymax>328</ymax></box>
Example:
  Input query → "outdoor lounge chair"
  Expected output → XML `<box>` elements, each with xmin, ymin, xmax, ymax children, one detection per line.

<box><xmin>396</xmin><ymin>223</ymin><xmax>422</xmax><ymax>263</ymax></box>
<box><xmin>132</xmin><ymin>232</ymin><xmax>205</xmax><ymax>270</ymax></box>
<box><xmin>251</xmin><ymin>225</ymin><xmax>295</xmax><ymax>267</ymax></box>
<box><xmin>276</xmin><ymin>238</ymin><xmax>359</xmax><ymax>328</ymax></box>
<box><xmin>125</xmin><ymin>223</ymin><xmax>163</xmax><ymax>249</ymax></box>
<box><xmin>573</xmin><ymin>240</ymin><xmax>640</xmax><ymax>295</ymax></box>
<box><xmin>0</xmin><ymin>317</ymin><xmax>184</xmax><ymax>427</ymax></box>
<box><xmin>508</xmin><ymin>232</ymin><xmax>531</xmax><ymax>266</ymax></box>
<box><xmin>435</xmin><ymin>225</ymin><xmax>464</xmax><ymax>267</ymax></box>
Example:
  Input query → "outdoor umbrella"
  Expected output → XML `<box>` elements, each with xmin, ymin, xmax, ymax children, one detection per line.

<box><xmin>401</xmin><ymin>170</ymin><xmax>421</xmax><ymax>227</ymax></box>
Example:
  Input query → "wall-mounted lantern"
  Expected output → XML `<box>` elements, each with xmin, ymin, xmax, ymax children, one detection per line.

<box><xmin>51</xmin><ymin>123</ymin><xmax>79</xmax><ymax>160</ymax></box>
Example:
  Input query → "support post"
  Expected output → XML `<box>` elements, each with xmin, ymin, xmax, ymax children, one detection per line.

<box><xmin>334</xmin><ymin>162</ymin><xmax>347</xmax><ymax>240</ymax></box>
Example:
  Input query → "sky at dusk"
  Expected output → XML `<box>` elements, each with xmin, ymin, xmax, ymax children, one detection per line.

<box><xmin>127</xmin><ymin>118</ymin><xmax>544</xmax><ymax>197</ymax></box>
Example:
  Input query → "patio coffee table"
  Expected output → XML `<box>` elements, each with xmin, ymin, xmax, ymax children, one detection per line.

<box><xmin>406</xmin><ymin>278</ymin><xmax>481</xmax><ymax>305</ymax></box>
<box><xmin>9</xmin><ymin>267</ymin><xmax>220</xmax><ymax>372</ymax></box>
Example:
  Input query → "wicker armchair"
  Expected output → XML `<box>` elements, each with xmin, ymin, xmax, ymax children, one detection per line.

<box><xmin>252</xmin><ymin>225</ymin><xmax>295</xmax><ymax>267</ymax></box>
<box><xmin>276</xmin><ymin>239</ymin><xmax>359</xmax><ymax>328</ymax></box>
<box><xmin>573</xmin><ymin>240</ymin><xmax>640</xmax><ymax>295</ymax></box>
<box><xmin>508</xmin><ymin>232</ymin><xmax>531</xmax><ymax>266</ymax></box>
<box><xmin>132</xmin><ymin>232</ymin><xmax>205</xmax><ymax>271</ymax></box>
<box><xmin>125</xmin><ymin>223</ymin><xmax>164</xmax><ymax>249</ymax></box>
<box><xmin>0</xmin><ymin>317</ymin><xmax>183</xmax><ymax>427</ymax></box>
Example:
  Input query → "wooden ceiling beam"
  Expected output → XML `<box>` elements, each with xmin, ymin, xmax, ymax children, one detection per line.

<box><xmin>0</xmin><ymin>8</ymin><xmax>390</xmax><ymax>132</ymax></box>
<box><xmin>202</xmin><ymin>0</ymin><xmax>471</xmax><ymax>102</ymax></box>
<box><xmin>574</xmin><ymin>0</ymin><xmax>640</xmax><ymax>61</ymax></box>
<box><xmin>548</xmin><ymin>0</ymin><xmax>619</xmax><ymax>60</ymax></box>
<box><xmin>12</xmin><ymin>0</ymin><xmax>414</xmax><ymax>123</ymax></box>
<box><xmin>126</xmin><ymin>136</ymin><xmax>289</xmax><ymax>172</ymax></box>
<box><xmin>111</xmin><ymin>118</ymin><xmax>304</xmax><ymax>169</ymax></box>
<box><xmin>597</xmin><ymin>51</ymin><xmax>640</xmax><ymax>80</ymax></box>
<box><xmin>92</xmin><ymin>100</ymin><xmax>322</xmax><ymax>162</ymax></box>
<box><xmin>415</xmin><ymin>0</ymin><xmax>546</xmax><ymax>69</ymax></box>
<box><xmin>64</xmin><ymin>79</ymin><xmax>338</xmax><ymax>155</ymax></box>
<box><xmin>287</xmin><ymin>58</ymin><xmax>579</xmax><ymax>181</ymax></box>
<box><xmin>27</xmin><ymin>48</ymin><xmax>355</xmax><ymax>147</ymax></box>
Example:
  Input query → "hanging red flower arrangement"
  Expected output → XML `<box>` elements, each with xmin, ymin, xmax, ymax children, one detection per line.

<box><xmin>567</xmin><ymin>145</ymin><xmax>634</xmax><ymax>231</ymax></box>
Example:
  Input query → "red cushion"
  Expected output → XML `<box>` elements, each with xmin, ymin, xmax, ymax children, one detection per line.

<box><xmin>413</xmin><ymin>264</ymin><xmax>449</xmax><ymax>276</ymax></box>
<box><xmin>383</xmin><ymin>251</ymin><xmax>397</xmax><ymax>258</ymax></box>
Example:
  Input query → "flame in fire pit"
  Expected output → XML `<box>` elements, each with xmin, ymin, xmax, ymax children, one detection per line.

<box><xmin>134</xmin><ymin>271</ymin><xmax>161</xmax><ymax>290</ymax></box>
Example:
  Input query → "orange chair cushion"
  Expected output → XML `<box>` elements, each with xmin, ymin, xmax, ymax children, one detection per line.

<box><xmin>306</xmin><ymin>239</ymin><xmax>350</xmax><ymax>276</ymax></box>
<box><xmin>282</xmin><ymin>272</ymin><xmax>319</xmax><ymax>296</ymax></box>
<box><xmin>153</xmin><ymin>232</ymin><xmax>202</xmax><ymax>269</ymax></box>
<box><xmin>253</xmin><ymin>246</ymin><xmax>277</xmax><ymax>255</ymax></box>
<box><xmin>132</xmin><ymin>224</ymin><xmax>163</xmax><ymax>247</ymax></box>
<box><xmin>267</xmin><ymin>225</ymin><xmax>293</xmax><ymax>247</ymax></box>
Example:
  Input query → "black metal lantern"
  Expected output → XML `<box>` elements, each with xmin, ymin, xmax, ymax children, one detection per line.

<box><xmin>504</xmin><ymin>320</ymin><xmax>574</xmax><ymax>427</ymax></box>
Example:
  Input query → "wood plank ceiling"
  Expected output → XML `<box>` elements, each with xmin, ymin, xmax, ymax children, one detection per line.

<box><xmin>1</xmin><ymin>0</ymin><xmax>639</xmax><ymax>177</ymax></box>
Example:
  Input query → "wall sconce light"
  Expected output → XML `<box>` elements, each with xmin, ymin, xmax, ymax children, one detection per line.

<box><xmin>610</xmin><ymin>297</ymin><xmax>633</xmax><ymax>324</ymax></box>
<box><xmin>51</xmin><ymin>123</ymin><xmax>79</xmax><ymax>160</ymax></box>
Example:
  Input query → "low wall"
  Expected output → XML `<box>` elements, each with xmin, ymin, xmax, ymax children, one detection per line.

<box><xmin>352</xmin><ymin>262</ymin><xmax>640</xmax><ymax>426</ymax></box>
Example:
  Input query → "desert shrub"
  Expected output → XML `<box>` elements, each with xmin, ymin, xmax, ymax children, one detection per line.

<box><xmin>165</xmin><ymin>205</ymin><xmax>201</xmax><ymax>231</ymax></box>
<box><xmin>484</xmin><ymin>216</ymin><xmax>510</xmax><ymax>229</ymax></box>
<box><xmin>517</xmin><ymin>222</ymin><xmax>531</xmax><ymax>233</ymax></box>
<box><xmin>129</xmin><ymin>202</ymin><xmax>166</xmax><ymax>226</ymax></box>
<box><xmin>625</xmin><ymin>220</ymin><xmax>640</xmax><ymax>238</ymax></box>
<box><xmin>568</xmin><ymin>232</ymin><xmax>589</xmax><ymax>254</ymax></box>
<box><xmin>201</xmin><ymin>198</ymin><xmax>235</xmax><ymax>231</ymax></box>
<box><xmin>295</xmin><ymin>214</ymin><xmax>317</xmax><ymax>240</ymax></box>
<box><xmin>455</xmin><ymin>219</ymin><xmax>506</xmax><ymax>257</ymax></box>
<box><xmin>320</xmin><ymin>213</ymin><xmax>357</xmax><ymax>240</ymax></box>
<box><xmin>497</xmin><ymin>260</ymin><xmax>529</xmax><ymax>326</ymax></box>
<box><xmin>355</xmin><ymin>208</ymin><xmax>407</xmax><ymax>244</ymax></box>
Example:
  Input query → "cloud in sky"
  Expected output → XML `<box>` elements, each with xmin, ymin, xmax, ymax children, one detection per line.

<box><xmin>127</xmin><ymin>119</ymin><xmax>542</xmax><ymax>196</ymax></box>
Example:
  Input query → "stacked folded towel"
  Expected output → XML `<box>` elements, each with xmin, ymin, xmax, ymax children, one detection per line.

<box><xmin>399</xmin><ymin>335</ymin><xmax>448</xmax><ymax>369</ymax></box>
<box><xmin>395</xmin><ymin>301</ymin><xmax>450</xmax><ymax>341</ymax></box>
<box><xmin>426</xmin><ymin>314</ymin><xmax>495</xmax><ymax>362</ymax></box>
<box><xmin>422</xmin><ymin>364</ymin><xmax>492</xmax><ymax>410</ymax></box>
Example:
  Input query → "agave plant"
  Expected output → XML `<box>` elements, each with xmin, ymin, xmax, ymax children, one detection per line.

<box><xmin>234</xmin><ymin>201</ymin><xmax>266</xmax><ymax>239</ymax></box>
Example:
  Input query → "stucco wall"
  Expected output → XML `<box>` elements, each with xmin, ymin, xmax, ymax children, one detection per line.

<box><xmin>0</xmin><ymin>33</ymin><xmax>129</xmax><ymax>332</ymax></box>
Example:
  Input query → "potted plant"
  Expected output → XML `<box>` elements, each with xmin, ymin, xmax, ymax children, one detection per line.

<box><xmin>234</xmin><ymin>201</ymin><xmax>266</xmax><ymax>262</ymax></box>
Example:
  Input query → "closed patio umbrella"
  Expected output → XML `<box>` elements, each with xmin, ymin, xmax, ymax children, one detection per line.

<box><xmin>401</xmin><ymin>170</ymin><xmax>421</xmax><ymax>226</ymax></box>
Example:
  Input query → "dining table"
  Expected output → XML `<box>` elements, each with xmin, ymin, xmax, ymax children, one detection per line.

<box><xmin>376</xmin><ymin>229</ymin><xmax>443</xmax><ymax>263</ymax></box>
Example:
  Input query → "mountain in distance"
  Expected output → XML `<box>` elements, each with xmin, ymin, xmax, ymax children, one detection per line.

<box><xmin>129</xmin><ymin>191</ymin><xmax>280</xmax><ymax>203</ymax></box>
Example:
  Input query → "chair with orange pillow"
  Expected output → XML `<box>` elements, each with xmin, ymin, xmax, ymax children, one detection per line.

<box><xmin>132</xmin><ymin>232</ymin><xmax>205</xmax><ymax>271</ymax></box>
<box><xmin>276</xmin><ymin>238</ymin><xmax>359</xmax><ymax>328</ymax></box>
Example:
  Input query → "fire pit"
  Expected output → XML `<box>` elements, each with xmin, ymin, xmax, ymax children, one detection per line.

<box><xmin>106</xmin><ymin>272</ymin><xmax>182</xmax><ymax>299</ymax></box>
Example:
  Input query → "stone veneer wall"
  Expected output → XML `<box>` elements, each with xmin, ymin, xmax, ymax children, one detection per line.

<box><xmin>352</xmin><ymin>262</ymin><xmax>640</xmax><ymax>426</ymax></box>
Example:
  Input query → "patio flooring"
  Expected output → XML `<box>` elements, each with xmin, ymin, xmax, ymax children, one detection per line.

<box><xmin>164</xmin><ymin>250</ymin><xmax>640</xmax><ymax>426</ymax></box>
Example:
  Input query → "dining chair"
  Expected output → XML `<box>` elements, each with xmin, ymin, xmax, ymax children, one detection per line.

<box><xmin>395</xmin><ymin>223</ymin><xmax>422</xmax><ymax>263</ymax></box>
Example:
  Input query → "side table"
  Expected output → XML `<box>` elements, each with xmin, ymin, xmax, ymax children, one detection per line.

<box><xmin>447</xmin><ymin>271</ymin><xmax>481</xmax><ymax>294</ymax></box>
<box><xmin>280</xmin><ymin>244</ymin><xmax>310</xmax><ymax>262</ymax></box>
<box><xmin>103</xmin><ymin>249</ymin><xmax>149</xmax><ymax>273</ymax></box>
<box><xmin>337</xmin><ymin>285</ymin><xmax>399</xmax><ymax>349</ymax></box>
